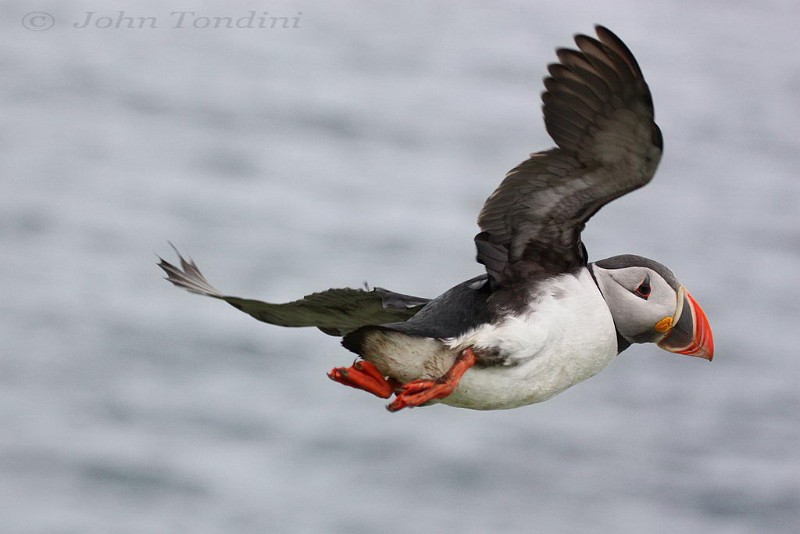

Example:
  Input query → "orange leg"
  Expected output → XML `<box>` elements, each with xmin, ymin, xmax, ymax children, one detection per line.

<box><xmin>328</xmin><ymin>360</ymin><xmax>398</xmax><ymax>399</ymax></box>
<box><xmin>387</xmin><ymin>347</ymin><xmax>477</xmax><ymax>412</ymax></box>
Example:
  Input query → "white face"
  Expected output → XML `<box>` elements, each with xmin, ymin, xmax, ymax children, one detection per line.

<box><xmin>591</xmin><ymin>264</ymin><xmax>680</xmax><ymax>344</ymax></box>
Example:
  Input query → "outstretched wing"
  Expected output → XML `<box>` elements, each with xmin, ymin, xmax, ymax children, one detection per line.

<box><xmin>476</xmin><ymin>26</ymin><xmax>662</xmax><ymax>287</ymax></box>
<box><xmin>158</xmin><ymin>247</ymin><xmax>430</xmax><ymax>336</ymax></box>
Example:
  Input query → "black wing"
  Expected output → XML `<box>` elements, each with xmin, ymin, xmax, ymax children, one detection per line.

<box><xmin>476</xmin><ymin>26</ymin><xmax>662</xmax><ymax>287</ymax></box>
<box><xmin>158</xmin><ymin>248</ymin><xmax>430</xmax><ymax>337</ymax></box>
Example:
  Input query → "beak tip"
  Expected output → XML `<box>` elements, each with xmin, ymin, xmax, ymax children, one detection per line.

<box><xmin>657</xmin><ymin>288</ymin><xmax>714</xmax><ymax>362</ymax></box>
<box><xmin>690</xmin><ymin>292</ymin><xmax>714</xmax><ymax>362</ymax></box>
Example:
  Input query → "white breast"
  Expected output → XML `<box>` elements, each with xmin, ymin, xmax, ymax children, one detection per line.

<box><xmin>443</xmin><ymin>268</ymin><xmax>618</xmax><ymax>410</ymax></box>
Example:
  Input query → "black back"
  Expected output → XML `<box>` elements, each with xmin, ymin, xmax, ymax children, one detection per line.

<box><xmin>342</xmin><ymin>275</ymin><xmax>493</xmax><ymax>352</ymax></box>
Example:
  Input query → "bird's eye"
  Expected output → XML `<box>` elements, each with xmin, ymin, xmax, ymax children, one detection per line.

<box><xmin>634</xmin><ymin>275</ymin><xmax>651</xmax><ymax>300</ymax></box>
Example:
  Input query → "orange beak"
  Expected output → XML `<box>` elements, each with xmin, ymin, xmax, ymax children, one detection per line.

<box><xmin>657</xmin><ymin>288</ymin><xmax>714</xmax><ymax>361</ymax></box>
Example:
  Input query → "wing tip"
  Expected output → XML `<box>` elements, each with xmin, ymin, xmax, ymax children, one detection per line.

<box><xmin>158</xmin><ymin>244</ymin><xmax>223</xmax><ymax>298</ymax></box>
<box><xmin>592</xmin><ymin>25</ymin><xmax>645</xmax><ymax>78</ymax></box>
<box><xmin>542</xmin><ymin>25</ymin><xmax>656</xmax><ymax>157</ymax></box>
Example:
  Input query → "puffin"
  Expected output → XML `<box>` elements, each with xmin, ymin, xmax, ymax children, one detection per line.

<box><xmin>159</xmin><ymin>26</ymin><xmax>714</xmax><ymax>412</ymax></box>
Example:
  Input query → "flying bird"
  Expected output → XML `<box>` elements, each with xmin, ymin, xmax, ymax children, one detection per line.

<box><xmin>160</xmin><ymin>26</ymin><xmax>714</xmax><ymax>412</ymax></box>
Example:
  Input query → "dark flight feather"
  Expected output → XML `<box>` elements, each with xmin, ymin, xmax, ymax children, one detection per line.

<box><xmin>159</xmin><ymin>248</ymin><xmax>429</xmax><ymax>337</ymax></box>
<box><xmin>476</xmin><ymin>25</ymin><xmax>662</xmax><ymax>288</ymax></box>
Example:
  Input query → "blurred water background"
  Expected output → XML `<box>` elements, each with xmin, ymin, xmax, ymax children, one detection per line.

<box><xmin>1</xmin><ymin>1</ymin><xmax>799</xmax><ymax>532</ymax></box>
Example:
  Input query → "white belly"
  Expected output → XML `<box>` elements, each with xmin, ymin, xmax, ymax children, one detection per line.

<box><xmin>442</xmin><ymin>269</ymin><xmax>618</xmax><ymax>410</ymax></box>
<box><xmin>360</xmin><ymin>269</ymin><xmax>618</xmax><ymax>411</ymax></box>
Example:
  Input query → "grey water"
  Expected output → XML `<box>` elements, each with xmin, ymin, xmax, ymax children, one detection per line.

<box><xmin>2</xmin><ymin>1</ymin><xmax>798</xmax><ymax>532</ymax></box>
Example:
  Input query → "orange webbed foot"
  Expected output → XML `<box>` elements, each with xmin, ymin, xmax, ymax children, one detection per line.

<box><xmin>328</xmin><ymin>360</ymin><xmax>397</xmax><ymax>399</ymax></box>
<box><xmin>387</xmin><ymin>379</ymin><xmax>455</xmax><ymax>412</ymax></box>
<box><xmin>387</xmin><ymin>347</ymin><xmax>478</xmax><ymax>412</ymax></box>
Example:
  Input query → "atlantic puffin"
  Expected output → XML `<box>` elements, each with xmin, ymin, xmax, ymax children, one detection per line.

<box><xmin>159</xmin><ymin>26</ymin><xmax>714</xmax><ymax>412</ymax></box>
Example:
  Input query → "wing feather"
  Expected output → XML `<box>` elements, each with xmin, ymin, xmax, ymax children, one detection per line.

<box><xmin>158</xmin><ymin>248</ymin><xmax>429</xmax><ymax>336</ymax></box>
<box><xmin>476</xmin><ymin>26</ymin><xmax>662</xmax><ymax>286</ymax></box>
